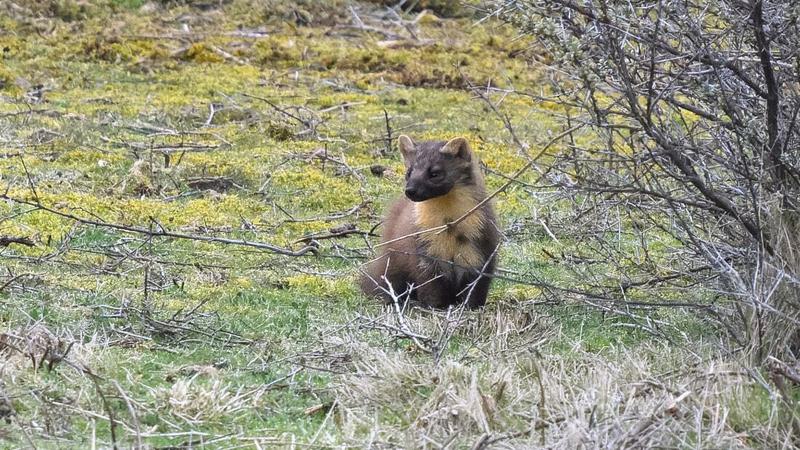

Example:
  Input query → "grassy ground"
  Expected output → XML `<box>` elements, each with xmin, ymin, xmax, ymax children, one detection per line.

<box><xmin>0</xmin><ymin>1</ymin><xmax>790</xmax><ymax>448</ymax></box>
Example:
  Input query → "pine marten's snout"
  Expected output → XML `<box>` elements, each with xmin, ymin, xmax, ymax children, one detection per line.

<box><xmin>404</xmin><ymin>185</ymin><xmax>425</xmax><ymax>202</ymax></box>
<box><xmin>404</xmin><ymin>173</ymin><xmax>452</xmax><ymax>202</ymax></box>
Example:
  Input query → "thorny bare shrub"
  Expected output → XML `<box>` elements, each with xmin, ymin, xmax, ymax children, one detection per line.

<box><xmin>490</xmin><ymin>1</ymin><xmax>800</xmax><ymax>363</ymax></box>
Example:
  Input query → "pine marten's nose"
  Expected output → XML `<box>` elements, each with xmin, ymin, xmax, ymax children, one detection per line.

<box><xmin>405</xmin><ymin>186</ymin><xmax>423</xmax><ymax>201</ymax></box>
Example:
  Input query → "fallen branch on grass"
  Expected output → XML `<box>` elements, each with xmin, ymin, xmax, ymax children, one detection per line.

<box><xmin>1</xmin><ymin>195</ymin><xmax>316</xmax><ymax>257</ymax></box>
<box><xmin>294</xmin><ymin>223</ymin><xmax>378</xmax><ymax>244</ymax></box>
<box><xmin>0</xmin><ymin>236</ymin><xmax>35</xmax><ymax>247</ymax></box>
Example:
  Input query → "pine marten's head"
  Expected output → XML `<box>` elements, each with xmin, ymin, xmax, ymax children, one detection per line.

<box><xmin>398</xmin><ymin>135</ymin><xmax>478</xmax><ymax>202</ymax></box>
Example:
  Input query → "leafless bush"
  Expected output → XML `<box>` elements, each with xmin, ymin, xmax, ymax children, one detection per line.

<box><xmin>489</xmin><ymin>0</ymin><xmax>800</xmax><ymax>363</ymax></box>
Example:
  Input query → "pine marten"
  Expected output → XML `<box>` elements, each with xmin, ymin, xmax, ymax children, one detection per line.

<box><xmin>360</xmin><ymin>135</ymin><xmax>500</xmax><ymax>308</ymax></box>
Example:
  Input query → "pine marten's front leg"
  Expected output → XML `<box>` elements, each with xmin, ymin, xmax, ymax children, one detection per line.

<box><xmin>459</xmin><ymin>272</ymin><xmax>492</xmax><ymax>308</ymax></box>
<box><xmin>417</xmin><ymin>274</ymin><xmax>491</xmax><ymax>309</ymax></box>
<box><xmin>360</xmin><ymin>250</ymin><xmax>415</xmax><ymax>304</ymax></box>
<box><xmin>415</xmin><ymin>278</ymin><xmax>455</xmax><ymax>308</ymax></box>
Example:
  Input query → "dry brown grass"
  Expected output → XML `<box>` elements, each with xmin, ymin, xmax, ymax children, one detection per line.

<box><xmin>312</xmin><ymin>303</ymin><xmax>790</xmax><ymax>449</ymax></box>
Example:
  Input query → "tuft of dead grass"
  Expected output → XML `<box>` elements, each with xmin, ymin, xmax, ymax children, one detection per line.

<box><xmin>158</xmin><ymin>376</ymin><xmax>262</xmax><ymax>425</ymax></box>
<box><xmin>0</xmin><ymin>323</ymin><xmax>99</xmax><ymax>377</ymax></box>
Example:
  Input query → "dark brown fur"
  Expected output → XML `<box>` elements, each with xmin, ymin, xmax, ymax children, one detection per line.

<box><xmin>360</xmin><ymin>136</ymin><xmax>500</xmax><ymax>308</ymax></box>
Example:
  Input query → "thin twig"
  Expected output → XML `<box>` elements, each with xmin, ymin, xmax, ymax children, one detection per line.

<box><xmin>1</xmin><ymin>195</ymin><xmax>316</xmax><ymax>257</ymax></box>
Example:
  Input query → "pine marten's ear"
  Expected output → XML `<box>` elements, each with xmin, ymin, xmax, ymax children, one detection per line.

<box><xmin>440</xmin><ymin>137</ymin><xmax>472</xmax><ymax>162</ymax></box>
<box><xmin>398</xmin><ymin>135</ymin><xmax>416</xmax><ymax>167</ymax></box>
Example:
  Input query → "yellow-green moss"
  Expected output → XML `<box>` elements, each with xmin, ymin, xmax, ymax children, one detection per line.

<box><xmin>183</xmin><ymin>43</ymin><xmax>224</xmax><ymax>64</ymax></box>
<box><xmin>0</xmin><ymin>66</ymin><xmax>19</xmax><ymax>93</ymax></box>
<box><xmin>284</xmin><ymin>273</ymin><xmax>353</xmax><ymax>298</ymax></box>
<box><xmin>253</xmin><ymin>36</ymin><xmax>303</xmax><ymax>66</ymax></box>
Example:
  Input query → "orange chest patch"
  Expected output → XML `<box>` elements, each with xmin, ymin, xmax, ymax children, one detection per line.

<box><xmin>413</xmin><ymin>187</ymin><xmax>486</xmax><ymax>269</ymax></box>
